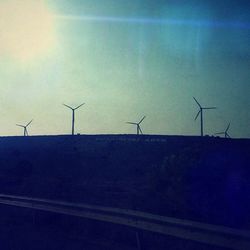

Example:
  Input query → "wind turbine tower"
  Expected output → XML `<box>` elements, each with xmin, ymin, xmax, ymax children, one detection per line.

<box><xmin>193</xmin><ymin>97</ymin><xmax>216</xmax><ymax>136</ymax></box>
<box><xmin>63</xmin><ymin>103</ymin><xmax>85</xmax><ymax>135</ymax></box>
<box><xmin>126</xmin><ymin>116</ymin><xmax>146</xmax><ymax>135</ymax></box>
<box><xmin>16</xmin><ymin>120</ymin><xmax>33</xmax><ymax>136</ymax></box>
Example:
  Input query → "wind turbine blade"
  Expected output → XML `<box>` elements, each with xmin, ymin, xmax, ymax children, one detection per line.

<box><xmin>75</xmin><ymin>103</ymin><xmax>85</xmax><ymax>110</ymax></box>
<box><xmin>63</xmin><ymin>103</ymin><xmax>73</xmax><ymax>109</ymax></box>
<box><xmin>126</xmin><ymin>122</ymin><xmax>137</xmax><ymax>125</ymax></box>
<box><xmin>193</xmin><ymin>97</ymin><xmax>201</xmax><ymax>108</ymax></box>
<box><xmin>226</xmin><ymin>123</ymin><xmax>230</xmax><ymax>132</ymax></box>
<box><xmin>203</xmin><ymin>107</ymin><xmax>216</xmax><ymax>110</ymax></box>
<box><xmin>26</xmin><ymin>120</ymin><xmax>33</xmax><ymax>127</ymax></box>
<box><xmin>16</xmin><ymin>124</ymin><xmax>25</xmax><ymax>128</ymax></box>
<box><xmin>138</xmin><ymin>116</ymin><xmax>146</xmax><ymax>124</ymax></box>
<box><xmin>194</xmin><ymin>110</ymin><xmax>201</xmax><ymax>120</ymax></box>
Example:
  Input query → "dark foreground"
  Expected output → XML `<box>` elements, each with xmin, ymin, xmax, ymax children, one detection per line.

<box><xmin>0</xmin><ymin>134</ymin><xmax>249</xmax><ymax>249</ymax></box>
<box><xmin>0</xmin><ymin>202</ymin><xmax>231</xmax><ymax>250</ymax></box>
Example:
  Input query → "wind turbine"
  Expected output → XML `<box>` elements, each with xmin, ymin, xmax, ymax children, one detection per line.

<box><xmin>63</xmin><ymin>103</ymin><xmax>85</xmax><ymax>135</ymax></box>
<box><xmin>215</xmin><ymin>123</ymin><xmax>231</xmax><ymax>138</ymax></box>
<box><xmin>16</xmin><ymin>120</ymin><xmax>33</xmax><ymax>136</ymax></box>
<box><xmin>126</xmin><ymin>116</ymin><xmax>146</xmax><ymax>135</ymax></box>
<box><xmin>193</xmin><ymin>97</ymin><xmax>216</xmax><ymax>136</ymax></box>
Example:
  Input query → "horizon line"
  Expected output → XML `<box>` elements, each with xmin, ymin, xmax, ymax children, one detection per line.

<box><xmin>0</xmin><ymin>134</ymin><xmax>249</xmax><ymax>140</ymax></box>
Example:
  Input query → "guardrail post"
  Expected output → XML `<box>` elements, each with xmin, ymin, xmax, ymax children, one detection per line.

<box><xmin>31</xmin><ymin>202</ymin><xmax>36</xmax><ymax>225</ymax></box>
<box><xmin>136</xmin><ymin>231</ymin><xmax>141</xmax><ymax>250</ymax></box>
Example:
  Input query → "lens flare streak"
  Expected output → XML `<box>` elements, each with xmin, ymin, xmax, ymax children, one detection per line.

<box><xmin>55</xmin><ymin>14</ymin><xmax>250</xmax><ymax>29</ymax></box>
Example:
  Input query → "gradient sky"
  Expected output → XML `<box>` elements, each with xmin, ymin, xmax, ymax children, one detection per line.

<box><xmin>0</xmin><ymin>0</ymin><xmax>249</xmax><ymax>137</ymax></box>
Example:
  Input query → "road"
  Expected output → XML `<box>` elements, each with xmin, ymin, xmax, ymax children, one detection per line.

<box><xmin>0</xmin><ymin>194</ymin><xmax>249</xmax><ymax>250</ymax></box>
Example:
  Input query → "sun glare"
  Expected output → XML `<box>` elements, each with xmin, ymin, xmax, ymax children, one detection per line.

<box><xmin>0</xmin><ymin>0</ymin><xmax>55</xmax><ymax>61</ymax></box>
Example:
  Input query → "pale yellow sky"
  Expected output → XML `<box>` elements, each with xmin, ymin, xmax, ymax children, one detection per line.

<box><xmin>0</xmin><ymin>0</ymin><xmax>56</xmax><ymax>61</ymax></box>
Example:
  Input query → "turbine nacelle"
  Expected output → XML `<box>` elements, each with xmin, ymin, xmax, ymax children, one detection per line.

<box><xmin>193</xmin><ymin>97</ymin><xmax>216</xmax><ymax>120</ymax></box>
<box><xmin>16</xmin><ymin>120</ymin><xmax>33</xmax><ymax>136</ymax></box>
<box><xmin>215</xmin><ymin>123</ymin><xmax>231</xmax><ymax>138</ymax></box>
<box><xmin>63</xmin><ymin>103</ymin><xmax>85</xmax><ymax>111</ymax></box>
<box><xmin>63</xmin><ymin>102</ymin><xmax>85</xmax><ymax>135</ymax></box>
<box><xmin>126</xmin><ymin>116</ymin><xmax>146</xmax><ymax>135</ymax></box>
<box><xmin>193</xmin><ymin>97</ymin><xmax>216</xmax><ymax>136</ymax></box>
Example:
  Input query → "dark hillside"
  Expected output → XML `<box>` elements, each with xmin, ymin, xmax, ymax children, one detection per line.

<box><xmin>0</xmin><ymin>134</ymin><xmax>249</xmax><ymax>229</ymax></box>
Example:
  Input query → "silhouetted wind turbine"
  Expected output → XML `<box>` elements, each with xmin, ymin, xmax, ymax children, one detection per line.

<box><xmin>215</xmin><ymin>123</ymin><xmax>231</xmax><ymax>138</ymax></box>
<box><xmin>16</xmin><ymin>120</ymin><xmax>33</xmax><ymax>136</ymax></box>
<box><xmin>126</xmin><ymin>116</ymin><xmax>146</xmax><ymax>135</ymax></box>
<box><xmin>63</xmin><ymin>103</ymin><xmax>85</xmax><ymax>135</ymax></box>
<box><xmin>193</xmin><ymin>97</ymin><xmax>216</xmax><ymax>136</ymax></box>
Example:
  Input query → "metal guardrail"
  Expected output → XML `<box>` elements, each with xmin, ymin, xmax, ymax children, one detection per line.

<box><xmin>0</xmin><ymin>194</ymin><xmax>249</xmax><ymax>250</ymax></box>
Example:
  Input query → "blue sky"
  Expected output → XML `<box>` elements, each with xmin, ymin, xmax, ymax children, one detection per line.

<box><xmin>0</xmin><ymin>0</ymin><xmax>249</xmax><ymax>137</ymax></box>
